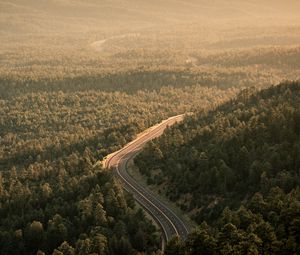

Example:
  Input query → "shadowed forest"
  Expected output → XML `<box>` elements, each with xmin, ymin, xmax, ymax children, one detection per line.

<box><xmin>0</xmin><ymin>0</ymin><xmax>299</xmax><ymax>254</ymax></box>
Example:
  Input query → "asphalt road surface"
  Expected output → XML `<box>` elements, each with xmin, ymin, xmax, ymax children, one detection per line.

<box><xmin>105</xmin><ymin>115</ymin><xmax>190</xmax><ymax>250</ymax></box>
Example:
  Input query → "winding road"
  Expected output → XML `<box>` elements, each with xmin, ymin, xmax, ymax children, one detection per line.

<box><xmin>103</xmin><ymin>115</ymin><xmax>190</xmax><ymax>250</ymax></box>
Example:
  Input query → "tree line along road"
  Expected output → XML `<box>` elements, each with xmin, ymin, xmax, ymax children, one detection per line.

<box><xmin>103</xmin><ymin>115</ymin><xmax>190</xmax><ymax>251</ymax></box>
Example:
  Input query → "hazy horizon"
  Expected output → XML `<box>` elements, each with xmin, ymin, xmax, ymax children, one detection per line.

<box><xmin>1</xmin><ymin>0</ymin><xmax>300</xmax><ymax>37</ymax></box>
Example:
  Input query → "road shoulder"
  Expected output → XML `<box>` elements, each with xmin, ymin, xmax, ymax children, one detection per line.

<box><xmin>126</xmin><ymin>158</ymin><xmax>197</xmax><ymax>232</ymax></box>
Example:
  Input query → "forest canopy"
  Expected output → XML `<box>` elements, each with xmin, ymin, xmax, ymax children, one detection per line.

<box><xmin>135</xmin><ymin>82</ymin><xmax>300</xmax><ymax>254</ymax></box>
<box><xmin>1</xmin><ymin>1</ymin><xmax>300</xmax><ymax>254</ymax></box>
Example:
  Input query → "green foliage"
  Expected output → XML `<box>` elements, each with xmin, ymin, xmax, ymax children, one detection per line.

<box><xmin>0</xmin><ymin>44</ymin><xmax>240</xmax><ymax>254</ymax></box>
<box><xmin>0</xmin><ymin>87</ymin><xmax>195</xmax><ymax>254</ymax></box>
<box><xmin>0</xmin><ymin>152</ymin><xmax>160</xmax><ymax>254</ymax></box>
<box><xmin>164</xmin><ymin>236</ymin><xmax>185</xmax><ymax>255</ymax></box>
<box><xmin>1</xmin><ymin>10</ymin><xmax>299</xmax><ymax>253</ymax></box>
<box><xmin>165</xmin><ymin>188</ymin><xmax>300</xmax><ymax>254</ymax></box>
<box><xmin>136</xmin><ymin>82</ymin><xmax>300</xmax><ymax>254</ymax></box>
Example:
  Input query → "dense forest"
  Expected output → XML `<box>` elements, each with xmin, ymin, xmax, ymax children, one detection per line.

<box><xmin>0</xmin><ymin>154</ymin><xmax>160</xmax><ymax>255</ymax></box>
<box><xmin>0</xmin><ymin>78</ymin><xmax>237</xmax><ymax>254</ymax></box>
<box><xmin>0</xmin><ymin>86</ymin><xmax>236</xmax><ymax>169</ymax></box>
<box><xmin>0</xmin><ymin>85</ymin><xmax>237</xmax><ymax>254</ymax></box>
<box><xmin>1</xmin><ymin>44</ymin><xmax>299</xmax><ymax>99</ymax></box>
<box><xmin>135</xmin><ymin>81</ymin><xmax>300</xmax><ymax>254</ymax></box>
<box><xmin>1</xmin><ymin>35</ymin><xmax>300</xmax><ymax>255</ymax></box>
<box><xmin>1</xmin><ymin>1</ymin><xmax>300</xmax><ymax>254</ymax></box>
<box><xmin>1</xmin><ymin>25</ymin><xmax>300</xmax><ymax>99</ymax></box>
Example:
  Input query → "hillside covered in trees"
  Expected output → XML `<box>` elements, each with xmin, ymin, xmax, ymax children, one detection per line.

<box><xmin>135</xmin><ymin>82</ymin><xmax>300</xmax><ymax>254</ymax></box>
<box><xmin>1</xmin><ymin>1</ymin><xmax>300</xmax><ymax>254</ymax></box>
<box><xmin>0</xmin><ymin>86</ymin><xmax>237</xmax><ymax>254</ymax></box>
<box><xmin>0</xmin><ymin>70</ymin><xmax>239</xmax><ymax>254</ymax></box>
<box><xmin>0</xmin><ymin>155</ymin><xmax>160</xmax><ymax>255</ymax></box>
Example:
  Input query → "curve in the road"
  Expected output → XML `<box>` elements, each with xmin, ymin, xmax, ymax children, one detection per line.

<box><xmin>104</xmin><ymin>115</ymin><xmax>190</xmax><ymax>251</ymax></box>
